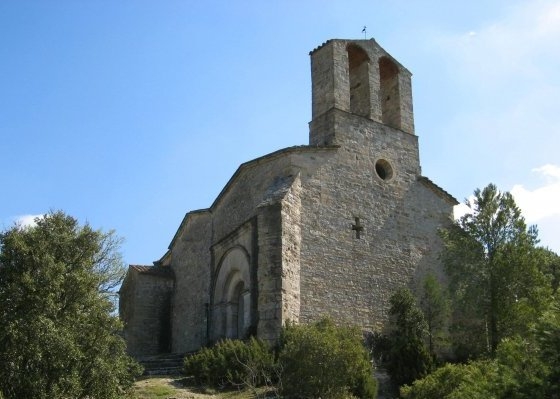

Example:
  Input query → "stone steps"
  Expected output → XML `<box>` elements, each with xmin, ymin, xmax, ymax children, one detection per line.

<box><xmin>139</xmin><ymin>353</ymin><xmax>185</xmax><ymax>376</ymax></box>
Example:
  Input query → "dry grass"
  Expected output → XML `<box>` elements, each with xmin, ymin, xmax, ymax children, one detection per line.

<box><xmin>130</xmin><ymin>376</ymin><xmax>263</xmax><ymax>399</ymax></box>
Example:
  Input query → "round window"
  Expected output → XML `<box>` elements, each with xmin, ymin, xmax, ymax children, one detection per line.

<box><xmin>375</xmin><ymin>159</ymin><xmax>394</xmax><ymax>181</ymax></box>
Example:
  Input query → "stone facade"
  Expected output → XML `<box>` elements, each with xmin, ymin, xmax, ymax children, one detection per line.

<box><xmin>120</xmin><ymin>38</ymin><xmax>457</xmax><ymax>356</ymax></box>
<box><xmin>119</xmin><ymin>265</ymin><xmax>174</xmax><ymax>357</ymax></box>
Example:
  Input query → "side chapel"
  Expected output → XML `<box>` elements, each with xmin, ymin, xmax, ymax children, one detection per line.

<box><xmin>119</xmin><ymin>38</ymin><xmax>458</xmax><ymax>357</ymax></box>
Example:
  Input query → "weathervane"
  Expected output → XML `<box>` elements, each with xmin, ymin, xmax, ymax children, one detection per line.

<box><xmin>362</xmin><ymin>26</ymin><xmax>367</xmax><ymax>39</ymax></box>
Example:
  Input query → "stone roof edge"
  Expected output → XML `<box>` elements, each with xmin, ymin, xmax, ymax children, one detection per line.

<box><xmin>309</xmin><ymin>38</ymin><xmax>412</xmax><ymax>76</ymax></box>
<box><xmin>167</xmin><ymin>209</ymin><xmax>211</xmax><ymax>251</ymax></box>
<box><xmin>417</xmin><ymin>176</ymin><xmax>459</xmax><ymax>205</ymax></box>
<box><xmin>209</xmin><ymin>145</ymin><xmax>339</xmax><ymax>211</ymax></box>
<box><xmin>163</xmin><ymin>145</ymin><xmax>337</xmax><ymax>256</ymax></box>
<box><xmin>129</xmin><ymin>264</ymin><xmax>175</xmax><ymax>278</ymax></box>
<box><xmin>154</xmin><ymin>249</ymin><xmax>171</xmax><ymax>266</ymax></box>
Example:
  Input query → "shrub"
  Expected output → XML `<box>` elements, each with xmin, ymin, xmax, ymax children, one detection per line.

<box><xmin>279</xmin><ymin>318</ymin><xmax>377</xmax><ymax>399</ymax></box>
<box><xmin>400</xmin><ymin>362</ymin><xmax>458</xmax><ymax>399</ymax></box>
<box><xmin>401</xmin><ymin>339</ymin><xmax>544</xmax><ymax>399</ymax></box>
<box><xmin>184</xmin><ymin>337</ymin><xmax>275</xmax><ymax>388</ymax></box>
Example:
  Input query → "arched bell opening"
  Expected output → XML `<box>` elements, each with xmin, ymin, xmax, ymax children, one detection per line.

<box><xmin>347</xmin><ymin>44</ymin><xmax>371</xmax><ymax>118</ymax></box>
<box><xmin>379</xmin><ymin>56</ymin><xmax>401</xmax><ymax>129</ymax></box>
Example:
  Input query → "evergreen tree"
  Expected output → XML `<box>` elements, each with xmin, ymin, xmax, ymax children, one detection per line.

<box><xmin>401</xmin><ymin>297</ymin><xmax>560</xmax><ymax>399</ymax></box>
<box><xmin>419</xmin><ymin>273</ymin><xmax>450</xmax><ymax>358</ymax></box>
<box><xmin>0</xmin><ymin>211</ymin><xmax>141</xmax><ymax>399</ymax></box>
<box><xmin>387</xmin><ymin>288</ymin><xmax>432</xmax><ymax>388</ymax></box>
<box><xmin>537</xmin><ymin>247</ymin><xmax>560</xmax><ymax>295</ymax></box>
<box><xmin>440</xmin><ymin>184</ymin><xmax>550</xmax><ymax>357</ymax></box>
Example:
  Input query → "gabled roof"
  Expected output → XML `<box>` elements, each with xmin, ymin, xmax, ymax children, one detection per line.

<box><xmin>209</xmin><ymin>145</ymin><xmax>338</xmax><ymax>211</ymax></box>
<box><xmin>129</xmin><ymin>264</ymin><xmax>175</xmax><ymax>278</ymax></box>
<box><xmin>417</xmin><ymin>176</ymin><xmax>459</xmax><ymax>205</ymax></box>
<box><xmin>166</xmin><ymin>144</ymin><xmax>338</xmax><ymax>251</ymax></box>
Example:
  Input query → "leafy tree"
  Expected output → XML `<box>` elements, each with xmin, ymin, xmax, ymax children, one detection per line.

<box><xmin>535</xmin><ymin>295</ymin><xmax>560</xmax><ymax>397</ymax></box>
<box><xmin>537</xmin><ymin>247</ymin><xmax>560</xmax><ymax>295</ymax></box>
<box><xmin>401</xmin><ymin>298</ymin><xmax>560</xmax><ymax>399</ymax></box>
<box><xmin>0</xmin><ymin>211</ymin><xmax>141</xmax><ymax>399</ymax></box>
<box><xmin>419</xmin><ymin>273</ymin><xmax>450</xmax><ymax>358</ymax></box>
<box><xmin>279</xmin><ymin>317</ymin><xmax>377</xmax><ymax>399</ymax></box>
<box><xmin>440</xmin><ymin>183</ymin><xmax>550</xmax><ymax>357</ymax></box>
<box><xmin>386</xmin><ymin>288</ymin><xmax>432</xmax><ymax>388</ymax></box>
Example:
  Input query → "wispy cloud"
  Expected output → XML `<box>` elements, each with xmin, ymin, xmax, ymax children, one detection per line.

<box><xmin>438</xmin><ymin>1</ymin><xmax>560</xmax><ymax>250</ymax></box>
<box><xmin>511</xmin><ymin>164</ymin><xmax>560</xmax><ymax>223</ymax></box>
<box><xmin>439</xmin><ymin>1</ymin><xmax>560</xmax><ymax>89</ymax></box>
<box><xmin>435</xmin><ymin>0</ymin><xmax>560</xmax><ymax>155</ymax></box>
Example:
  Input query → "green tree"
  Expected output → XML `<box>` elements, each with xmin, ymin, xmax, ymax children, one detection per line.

<box><xmin>401</xmin><ymin>298</ymin><xmax>560</xmax><ymax>399</ymax></box>
<box><xmin>279</xmin><ymin>317</ymin><xmax>377</xmax><ymax>399</ymax></box>
<box><xmin>440</xmin><ymin>183</ymin><xmax>550</xmax><ymax>357</ymax></box>
<box><xmin>0</xmin><ymin>211</ymin><xmax>141</xmax><ymax>399</ymax></box>
<box><xmin>535</xmin><ymin>295</ymin><xmax>560</xmax><ymax>397</ymax></box>
<box><xmin>419</xmin><ymin>273</ymin><xmax>450</xmax><ymax>358</ymax></box>
<box><xmin>537</xmin><ymin>247</ymin><xmax>560</xmax><ymax>295</ymax></box>
<box><xmin>387</xmin><ymin>288</ymin><xmax>432</xmax><ymax>388</ymax></box>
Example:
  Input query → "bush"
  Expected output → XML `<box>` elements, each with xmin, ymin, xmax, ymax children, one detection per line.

<box><xmin>184</xmin><ymin>337</ymin><xmax>275</xmax><ymax>388</ymax></box>
<box><xmin>401</xmin><ymin>338</ymin><xmax>546</xmax><ymax>399</ymax></box>
<box><xmin>279</xmin><ymin>318</ymin><xmax>377</xmax><ymax>399</ymax></box>
<box><xmin>399</xmin><ymin>361</ymin><xmax>496</xmax><ymax>399</ymax></box>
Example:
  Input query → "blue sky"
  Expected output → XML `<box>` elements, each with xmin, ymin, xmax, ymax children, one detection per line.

<box><xmin>1</xmin><ymin>1</ymin><xmax>559</xmax><ymax>264</ymax></box>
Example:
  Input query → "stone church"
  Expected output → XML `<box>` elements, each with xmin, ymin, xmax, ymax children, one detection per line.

<box><xmin>119</xmin><ymin>38</ymin><xmax>458</xmax><ymax>357</ymax></box>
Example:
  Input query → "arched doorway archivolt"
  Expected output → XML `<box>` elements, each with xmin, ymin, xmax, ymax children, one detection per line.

<box><xmin>211</xmin><ymin>246</ymin><xmax>252</xmax><ymax>340</ymax></box>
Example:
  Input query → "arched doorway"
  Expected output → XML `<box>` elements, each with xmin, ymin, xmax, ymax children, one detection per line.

<box><xmin>211</xmin><ymin>247</ymin><xmax>252</xmax><ymax>340</ymax></box>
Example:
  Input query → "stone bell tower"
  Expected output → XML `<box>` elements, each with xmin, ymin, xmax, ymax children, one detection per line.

<box><xmin>309</xmin><ymin>39</ymin><xmax>415</xmax><ymax>146</ymax></box>
<box><xmin>296</xmin><ymin>39</ymin><xmax>449</xmax><ymax>330</ymax></box>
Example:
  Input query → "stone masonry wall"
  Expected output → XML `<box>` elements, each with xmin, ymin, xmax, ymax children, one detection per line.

<box><xmin>298</xmin><ymin>38</ymin><xmax>448</xmax><ymax>331</ymax></box>
<box><xmin>121</xmin><ymin>272</ymin><xmax>174</xmax><ymax>357</ymax></box>
<box><xmin>310</xmin><ymin>39</ymin><xmax>414</xmax><ymax>138</ymax></box>
<box><xmin>170</xmin><ymin>211</ymin><xmax>212</xmax><ymax>353</ymax></box>
<box><xmin>210</xmin><ymin>149</ymin><xmax>334</xmax><ymax>343</ymax></box>
<box><xmin>280</xmin><ymin>174</ymin><xmax>302</xmax><ymax>325</ymax></box>
<box><xmin>299</xmin><ymin>110</ymin><xmax>452</xmax><ymax>331</ymax></box>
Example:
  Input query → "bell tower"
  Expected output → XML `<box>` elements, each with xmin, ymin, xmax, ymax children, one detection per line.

<box><xmin>309</xmin><ymin>39</ymin><xmax>415</xmax><ymax>146</ymax></box>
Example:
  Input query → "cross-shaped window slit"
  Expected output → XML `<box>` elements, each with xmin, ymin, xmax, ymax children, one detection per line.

<box><xmin>351</xmin><ymin>217</ymin><xmax>364</xmax><ymax>239</ymax></box>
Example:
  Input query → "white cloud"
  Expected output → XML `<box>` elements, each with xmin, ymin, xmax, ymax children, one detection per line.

<box><xmin>452</xmin><ymin>167</ymin><xmax>560</xmax><ymax>253</ymax></box>
<box><xmin>453</xmin><ymin>195</ymin><xmax>475</xmax><ymax>220</ymax></box>
<box><xmin>13</xmin><ymin>214</ymin><xmax>44</xmax><ymax>228</ymax></box>
<box><xmin>511</xmin><ymin>164</ymin><xmax>560</xmax><ymax>223</ymax></box>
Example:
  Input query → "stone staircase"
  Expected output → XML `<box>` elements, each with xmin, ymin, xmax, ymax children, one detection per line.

<box><xmin>138</xmin><ymin>353</ymin><xmax>185</xmax><ymax>376</ymax></box>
